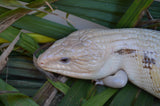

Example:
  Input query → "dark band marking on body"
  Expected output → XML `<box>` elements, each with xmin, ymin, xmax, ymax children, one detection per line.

<box><xmin>142</xmin><ymin>52</ymin><xmax>156</xmax><ymax>69</ymax></box>
<box><xmin>114</xmin><ymin>49</ymin><xmax>136</xmax><ymax>55</ymax></box>
<box><xmin>149</xmin><ymin>70</ymin><xmax>153</xmax><ymax>80</ymax></box>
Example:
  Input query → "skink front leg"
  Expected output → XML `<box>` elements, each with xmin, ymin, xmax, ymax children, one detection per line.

<box><xmin>96</xmin><ymin>70</ymin><xmax>128</xmax><ymax>88</ymax></box>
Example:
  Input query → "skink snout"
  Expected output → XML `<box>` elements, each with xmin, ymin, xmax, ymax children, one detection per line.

<box><xmin>37</xmin><ymin>55</ymin><xmax>47</xmax><ymax>68</ymax></box>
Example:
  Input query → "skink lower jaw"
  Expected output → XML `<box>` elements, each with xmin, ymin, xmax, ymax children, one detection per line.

<box><xmin>39</xmin><ymin>68</ymin><xmax>100</xmax><ymax>80</ymax></box>
<box><xmin>36</xmin><ymin>61</ymin><xmax>101</xmax><ymax>79</ymax></box>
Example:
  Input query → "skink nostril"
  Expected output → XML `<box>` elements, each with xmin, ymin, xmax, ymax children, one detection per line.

<box><xmin>40</xmin><ymin>62</ymin><xmax>44</xmax><ymax>65</ymax></box>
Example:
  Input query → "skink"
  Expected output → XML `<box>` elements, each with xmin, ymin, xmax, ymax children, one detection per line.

<box><xmin>37</xmin><ymin>28</ymin><xmax>160</xmax><ymax>99</ymax></box>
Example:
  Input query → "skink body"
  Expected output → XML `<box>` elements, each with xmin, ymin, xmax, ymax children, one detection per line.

<box><xmin>37</xmin><ymin>28</ymin><xmax>160</xmax><ymax>99</ymax></box>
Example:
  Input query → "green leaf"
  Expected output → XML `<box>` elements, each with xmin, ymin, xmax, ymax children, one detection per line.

<box><xmin>13</xmin><ymin>15</ymin><xmax>76</xmax><ymax>39</ymax></box>
<box><xmin>0</xmin><ymin>7</ymin><xmax>10</xmax><ymax>15</ymax></box>
<box><xmin>18</xmin><ymin>33</ymin><xmax>39</xmax><ymax>53</ymax></box>
<box><xmin>116</xmin><ymin>0</ymin><xmax>154</xmax><ymax>28</ymax></box>
<box><xmin>0</xmin><ymin>0</ymin><xmax>23</xmax><ymax>7</ymax></box>
<box><xmin>134</xmin><ymin>90</ymin><xmax>154</xmax><ymax>106</ymax></box>
<box><xmin>19</xmin><ymin>0</ymin><xmax>33</xmax><ymax>3</ymax></box>
<box><xmin>53</xmin><ymin>0</ymin><xmax>160</xmax><ymax>28</ymax></box>
<box><xmin>2</xmin><ymin>56</ymin><xmax>45</xmax><ymax>79</ymax></box>
<box><xmin>1</xmin><ymin>56</ymin><xmax>46</xmax><ymax>96</ymax></box>
<box><xmin>149</xmin><ymin>1</ymin><xmax>160</xmax><ymax>19</ymax></box>
<box><xmin>82</xmin><ymin>88</ymin><xmax>118</xmax><ymax>106</ymax></box>
<box><xmin>53</xmin><ymin>0</ymin><xmax>134</xmax><ymax>28</ymax></box>
<box><xmin>6</xmin><ymin>80</ymin><xmax>44</xmax><ymax>96</ymax></box>
<box><xmin>58</xmin><ymin>80</ymin><xmax>93</xmax><ymax>106</ymax></box>
<box><xmin>0</xmin><ymin>26</ymin><xmax>39</xmax><ymax>54</ymax></box>
<box><xmin>48</xmin><ymin>79</ymin><xmax>70</xmax><ymax>94</ymax></box>
<box><xmin>0</xmin><ymin>79</ymin><xmax>38</xmax><ymax>106</ymax></box>
<box><xmin>109</xmin><ymin>83</ymin><xmax>139</xmax><ymax>106</ymax></box>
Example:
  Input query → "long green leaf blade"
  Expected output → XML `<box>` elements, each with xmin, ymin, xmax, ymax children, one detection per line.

<box><xmin>109</xmin><ymin>83</ymin><xmax>139</xmax><ymax>106</ymax></box>
<box><xmin>1</xmin><ymin>56</ymin><xmax>46</xmax><ymax>96</ymax></box>
<box><xmin>116</xmin><ymin>0</ymin><xmax>154</xmax><ymax>28</ymax></box>
<box><xmin>82</xmin><ymin>88</ymin><xmax>118</xmax><ymax>106</ymax></box>
<box><xmin>58</xmin><ymin>80</ymin><xmax>93</xmax><ymax>106</ymax></box>
<box><xmin>53</xmin><ymin>0</ymin><xmax>133</xmax><ymax>28</ymax></box>
<box><xmin>48</xmin><ymin>79</ymin><xmax>70</xmax><ymax>94</ymax></box>
<box><xmin>0</xmin><ymin>7</ymin><xmax>10</xmax><ymax>15</ymax></box>
<box><xmin>149</xmin><ymin>1</ymin><xmax>160</xmax><ymax>19</ymax></box>
<box><xmin>2</xmin><ymin>56</ymin><xmax>45</xmax><ymax>79</ymax></box>
<box><xmin>134</xmin><ymin>90</ymin><xmax>154</xmax><ymax>106</ymax></box>
<box><xmin>0</xmin><ymin>79</ymin><xmax>38</xmax><ymax>106</ymax></box>
<box><xmin>0</xmin><ymin>0</ymin><xmax>47</xmax><ymax>33</ymax></box>
<box><xmin>0</xmin><ymin>26</ymin><xmax>39</xmax><ymax>54</ymax></box>
<box><xmin>13</xmin><ymin>15</ymin><xmax>76</xmax><ymax>39</ymax></box>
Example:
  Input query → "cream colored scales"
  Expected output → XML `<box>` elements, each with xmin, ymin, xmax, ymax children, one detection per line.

<box><xmin>37</xmin><ymin>28</ymin><xmax>160</xmax><ymax>99</ymax></box>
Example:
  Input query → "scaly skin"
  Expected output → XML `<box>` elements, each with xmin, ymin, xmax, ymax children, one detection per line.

<box><xmin>37</xmin><ymin>28</ymin><xmax>160</xmax><ymax>99</ymax></box>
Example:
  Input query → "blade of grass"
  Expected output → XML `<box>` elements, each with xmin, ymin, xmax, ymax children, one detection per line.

<box><xmin>5</xmin><ymin>79</ymin><xmax>44</xmax><ymax>96</ymax></box>
<box><xmin>0</xmin><ymin>31</ymin><xmax>20</xmax><ymax>72</ymax></box>
<box><xmin>82</xmin><ymin>88</ymin><xmax>118</xmax><ymax>106</ymax></box>
<box><xmin>6</xmin><ymin>80</ymin><xmax>44</xmax><ymax>89</ymax></box>
<box><xmin>33</xmin><ymin>76</ymin><xmax>68</xmax><ymax>106</ymax></box>
<box><xmin>48</xmin><ymin>79</ymin><xmax>70</xmax><ymax>94</ymax></box>
<box><xmin>26</xmin><ymin>33</ymin><xmax>55</xmax><ymax>43</ymax></box>
<box><xmin>0</xmin><ymin>78</ymin><xmax>38</xmax><ymax>106</ymax></box>
<box><xmin>0</xmin><ymin>0</ymin><xmax>46</xmax><ymax>33</ymax></box>
<box><xmin>53</xmin><ymin>0</ymin><xmax>133</xmax><ymax>28</ymax></box>
<box><xmin>53</xmin><ymin>0</ymin><xmax>160</xmax><ymax>28</ymax></box>
<box><xmin>13</xmin><ymin>15</ymin><xmax>76</xmax><ymax>39</ymax></box>
<box><xmin>134</xmin><ymin>90</ymin><xmax>154</xmax><ymax>106</ymax></box>
<box><xmin>116</xmin><ymin>0</ymin><xmax>154</xmax><ymax>28</ymax></box>
<box><xmin>2</xmin><ymin>56</ymin><xmax>45</xmax><ymax>79</ymax></box>
<box><xmin>0</xmin><ymin>7</ymin><xmax>10</xmax><ymax>15</ymax></box>
<box><xmin>33</xmin><ymin>81</ymin><xmax>58</xmax><ymax>106</ymax></box>
<box><xmin>0</xmin><ymin>0</ymin><xmax>23</xmax><ymax>7</ymax></box>
<box><xmin>1</xmin><ymin>55</ymin><xmax>46</xmax><ymax>96</ymax></box>
<box><xmin>149</xmin><ymin>1</ymin><xmax>160</xmax><ymax>19</ymax></box>
<box><xmin>19</xmin><ymin>0</ymin><xmax>33</xmax><ymax>3</ymax></box>
<box><xmin>109</xmin><ymin>83</ymin><xmax>139</xmax><ymax>106</ymax></box>
<box><xmin>0</xmin><ymin>26</ymin><xmax>39</xmax><ymax>54</ymax></box>
<box><xmin>58</xmin><ymin>80</ymin><xmax>93</xmax><ymax>106</ymax></box>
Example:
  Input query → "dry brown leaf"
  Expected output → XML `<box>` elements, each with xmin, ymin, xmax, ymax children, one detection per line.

<box><xmin>33</xmin><ymin>44</ymin><xmax>68</xmax><ymax>106</ymax></box>
<box><xmin>0</xmin><ymin>32</ymin><xmax>20</xmax><ymax>72</ymax></box>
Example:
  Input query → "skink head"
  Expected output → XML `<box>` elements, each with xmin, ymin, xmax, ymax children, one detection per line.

<box><xmin>37</xmin><ymin>29</ymin><xmax>106</xmax><ymax>79</ymax></box>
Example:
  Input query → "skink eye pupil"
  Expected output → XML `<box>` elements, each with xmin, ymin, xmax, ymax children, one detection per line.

<box><xmin>60</xmin><ymin>57</ymin><xmax>70</xmax><ymax>63</ymax></box>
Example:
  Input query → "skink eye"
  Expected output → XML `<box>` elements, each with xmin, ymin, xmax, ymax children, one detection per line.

<box><xmin>60</xmin><ymin>57</ymin><xmax>70</xmax><ymax>64</ymax></box>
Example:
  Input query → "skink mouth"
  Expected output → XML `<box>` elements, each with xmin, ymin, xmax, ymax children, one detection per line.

<box><xmin>38</xmin><ymin>66</ymin><xmax>100</xmax><ymax>80</ymax></box>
